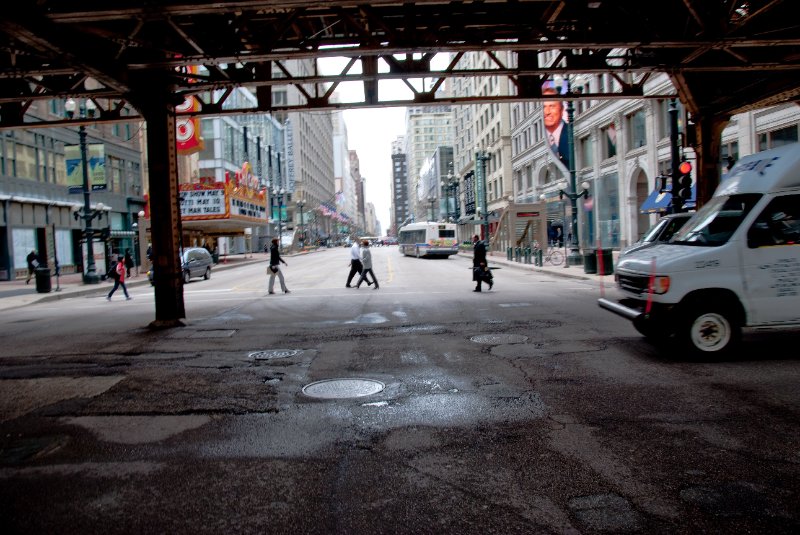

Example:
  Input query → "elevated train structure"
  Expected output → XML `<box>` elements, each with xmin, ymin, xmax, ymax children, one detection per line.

<box><xmin>1</xmin><ymin>0</ymin><xmax>799</xmax><ymax>324</ymax></box>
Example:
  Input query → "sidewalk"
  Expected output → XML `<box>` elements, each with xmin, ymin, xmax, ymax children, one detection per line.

<box><xmin>479</xmin><ymin>248</ymin><xmax>618</xmax><ymax>283</ymax></box>
<box><xmin>0</xmin><ymin>247</ymin><xmax>617</xmax><ymax>311</ymax></box>
<box><xmin>0</xmin><ymin>253</ymin><xmax>267</xmax><ymax>312</ymax></box>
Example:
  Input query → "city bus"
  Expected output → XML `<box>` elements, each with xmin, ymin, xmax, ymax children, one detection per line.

<box><xmin>397</xmin><ymin>222</ymin><xmax>459</xmax><ymax>258</ymax></box>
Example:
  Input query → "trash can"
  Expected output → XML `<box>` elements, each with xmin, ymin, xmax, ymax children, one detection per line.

<box><xmin>583</xmin><ymin>249</ymin><xmax>597</xmax><ymax>274</ymax></box>
<box><xmin>212</xmin><ymin>252</ymin><xmax>220</xmax><ymax>264</ymax></box>
<box><xmin>596</xmin><ymin>249</ymin><xmax>614</xmax><ymax>275</ymax></box>
<box><xmin>34</xmin><ymin>266</ymin><xmax>52</xmax><ymax>293</ymax></box>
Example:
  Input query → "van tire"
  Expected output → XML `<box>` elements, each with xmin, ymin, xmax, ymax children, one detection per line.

<box><xmin>203</xmin><ymin>267</ymin><xmax>211</xmax><ymax>280</ymax></box>
<box><xmin>183</xmin><ymin>270</ymin><xmax>191</xmax><ymax>284</ymax></box>
<box><xmin>680</xmin><ymin>305</ymin><xmax>741</xmax><ymax>356</ymax></box>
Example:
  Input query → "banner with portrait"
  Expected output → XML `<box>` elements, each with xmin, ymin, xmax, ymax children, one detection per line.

<box><xmin>542</xmin><ymin>80</ymin><xmax>571</xmax><ymax>178</ymax></box>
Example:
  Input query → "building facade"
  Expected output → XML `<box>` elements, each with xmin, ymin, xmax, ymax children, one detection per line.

<box><xmin>1</xmin><ymin>98</ymin><xmax>146</xmax><ymax>280</ymax></box>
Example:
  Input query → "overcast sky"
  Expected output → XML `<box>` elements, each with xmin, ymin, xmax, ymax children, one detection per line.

<box><xmin>323</xmin><ymin>55</ymin><xmax>449</xmax><ymax>234</ymax></box>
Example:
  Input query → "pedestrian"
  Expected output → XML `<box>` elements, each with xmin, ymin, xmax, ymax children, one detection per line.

<box><xmin>472</xmin><ymin>235</ymin><xmax>492</xmax><ymax>292</ymax></box>
<box><xmin>124</xmin><ymin>249</ymin><xmax>135</xmax><ymax>277</ymax></box>
<box><xmin>267</xmin><ymin>238</ymin><xmax>289</xmax><ymax>294</ymax></box>
<box><xmin>345</xmin><ymin>239</ymin><xmax>365</xmax><ymax>287</ymax></box>
<box><xmin>107</xmin><ymin>255</ymin><xmax>131</xmax><ymax>301</ymax></box>
<box><xmin>25</xmin><ymin>250</ymin><xmax>39</xmax><ymax>284</ymax></box>
<box><xmin>355</xmin><ymin>240</ymin><xmax>379</xmax><ymax>289</ymax></box>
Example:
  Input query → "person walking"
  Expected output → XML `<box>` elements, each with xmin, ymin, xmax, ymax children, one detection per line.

<box><xmin>25</xmin><ymin>250</ymin><xmax>39</xmax><ymax>284</ymax></box>
<box><xmin>355</xmin><ymin>240</ymin><xmax>379</xmax><ymax>289</ymax></box>
<box><xmin>107</xmin><ymin>256</ymin><xmax>131</xmax><ymax>301</ymax></box>
<box><xmin>123</xmin><ymin>249</ymin><xmax>135</xmax><ymax>277</ymax></box>
<box><xmin>472</xmin><ymin>234</ymin><xmax>492</xmax><ymax>292</ymax></box>
<box><xmin>267</xmin><ymin>238</ymin><xmax>290</xmax><ymax>294</ymax></box>
<box><xmin>345</xmin><ymin>240</ymin><xmax>365</xmax><ymax>287</ymax></box>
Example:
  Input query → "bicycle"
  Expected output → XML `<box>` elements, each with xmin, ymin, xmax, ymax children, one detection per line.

<box><xmin>532</xmin><ymin>242</ymin><xmax>564</xmax><ymax>266</ymax></box>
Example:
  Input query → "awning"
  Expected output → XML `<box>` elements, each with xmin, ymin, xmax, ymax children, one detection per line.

<box><xmin>639</xmin><ymin>183</ymin><xmax>696</xmax><ymax>214</ymax></box>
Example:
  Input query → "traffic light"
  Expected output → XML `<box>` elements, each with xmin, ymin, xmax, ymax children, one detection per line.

<box><xmin>677</xmin><ymin>160</ymin><xmax>693</xmax><ymax>199</ymax></box>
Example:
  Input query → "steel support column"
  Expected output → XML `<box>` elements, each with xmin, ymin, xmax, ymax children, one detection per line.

<box><xmin>135</xmin><ymin>85</ymin><xmax>186</xmax><ymax>328</ymax></box>
<box><xmin>693</xmin><ymin>115</ymin><xmax>729</xmax><ymax>209</ymax></box>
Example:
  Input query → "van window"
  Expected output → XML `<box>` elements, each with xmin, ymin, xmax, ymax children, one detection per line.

<box><xmin>672</xmin><ymin>194</ymin><xmax>761</xmax><ymax>246</ymax></box>
<box><xmin>747</xmin><ymin>194</ymin><xmax>800</xmax><ymax>247</ymax></box>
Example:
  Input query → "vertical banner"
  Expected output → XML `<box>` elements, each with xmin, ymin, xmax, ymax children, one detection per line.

<box><xmin>284</xmin><ymin>119</ymin><xmax>295</xmax><ymax>192</ymax></box>
<box><xmin>542</xmin><ymin>80</ymin><xmax>571</xmax><ymax>177</ymax></box>
<box><xmin>66</xmin><ymin>143</ymin><xmax>106</xmax><ymax>193</ymax></box>
<box><xmin>176</xmin><ymin>96</ymin><xmax>204</xmax><ymax>154</ymax></box>
<box><xmin>176</xmin><ymin>67</ymin><xmax>204</xmax><ymax>155</ymax></box>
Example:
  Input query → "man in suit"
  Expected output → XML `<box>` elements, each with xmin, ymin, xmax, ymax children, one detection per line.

<box><xmin>543</xmin><ymin>87</ymin><xmax>571</xmax><ymax>172</ymax></box>
<box><xmin>472</xmin><ymin>235</ymin><xmax>492</xmax><ymax>292</ymax></box>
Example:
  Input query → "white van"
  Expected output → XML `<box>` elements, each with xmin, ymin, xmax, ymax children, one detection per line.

<box><xmin>599</xmin><ymin>143</ymin><xmax>800</xmax><ymax>356</ymax></box>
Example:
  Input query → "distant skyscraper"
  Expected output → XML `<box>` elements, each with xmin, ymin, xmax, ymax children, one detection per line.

<box><xmin>390</xmin><ymin>136</ymin><xmax>409</xmax><ymax>234</ymax></box>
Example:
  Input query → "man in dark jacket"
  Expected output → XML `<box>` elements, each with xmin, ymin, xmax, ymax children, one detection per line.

<box><xmin>25</xmin><ymin>250</ymin><xmax>39</xmax><ymax>284</ymax></box>
<box><xmin>472</xmin><ymin>235</ymin><xmax>492</xmax><ymax>292</ymax></box>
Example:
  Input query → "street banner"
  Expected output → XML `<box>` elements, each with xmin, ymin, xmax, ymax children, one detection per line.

<box><xmin>66</xmin><ymin>143</ymin><xmax>107</xmax><ymax>193</ymax></box>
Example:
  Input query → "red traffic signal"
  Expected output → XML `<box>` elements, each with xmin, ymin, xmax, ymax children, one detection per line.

<box><xmin>678</xmin><ymin>161</ymin><xmax>692</xmax><ymax>175</ymax></box>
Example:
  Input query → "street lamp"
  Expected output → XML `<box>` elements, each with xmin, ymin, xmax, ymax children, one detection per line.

<box><xmin>273</xmin><ymin>187</ymin><xmax>285</xmax><ymax>252</ymax></box>
<box><xmin>552</xmin><ymin>75</ymin><xmax>585</xmax><ymax>266</ymax></box>
<box><xmin>441</xmin><ymin>170</ymin><xmax>459</xmax><ymax>222</ymax></box>
<box><xmin>427</xmin><ymin>194</ymin><xmax>436</xmax><ymax>221</ymax></box>
<box><xmin>475</xmin><ymin>149</ymin><xmax>491</xmax><ymax>241</ymax></box>
<box><xmin>296</xmin><ymin>198</ymin><xmax>305</xmax><ymax>249</ymax></box>
<box><xmin>66</xmin><ymin>97</ymin><xmax>105</xmax><ymax>284</ymax></box>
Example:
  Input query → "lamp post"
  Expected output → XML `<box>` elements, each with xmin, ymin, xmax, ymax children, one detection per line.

<box><xmin>427</xmin><ymin>195</ymin><xmax>436</xmax><ymax>221</ymax></box>
<box><xmin>441</xmin><ymin>170</ymin><xmax>458</xmax><ymax>222</ymax></box>
<box><xmin>273</xmin><ymin>187</ymin><xmax>285</xmax><ymax>252</ymax></box>
<box><xmin>296</xmin><ymin>198</ymin><xmax>305</xmax><ymax>249</ymax></box>
<box><xmin>65</xmin><ymin>98</ymin><xmax>105</xmax><ymax>284</ymax></box>
<box><xmin>475</xmin><ymin>149</ymin><xmax>491</xmax><ymax>241</ymax></box>
<box><xmin>552</xmin><ymin>75</ymin><xmax>584</xmax><ymax>266</ymax></box>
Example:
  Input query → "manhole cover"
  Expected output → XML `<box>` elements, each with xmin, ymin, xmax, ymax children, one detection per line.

<box><xmin>471</xmin><ymin>333</ymin><xmax>529</xmax><ymax>344</ymax></box>
<box><xmin>302</xmin><ymin>378</ymin><xmax>385</xmax><ymax>399</ymax></box>
<box><xmin>249</xmin><ymin>349</ymin><xmax>300</xmax><ymax>360</ymax></box>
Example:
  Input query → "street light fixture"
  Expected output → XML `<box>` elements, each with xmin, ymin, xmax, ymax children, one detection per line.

<box><xmin>475</xmin><ymin>148</ymin><xmax>491</xmax><ymax>241</ymax></box>
<box><xmin>441</xmin><ymin>170</ymin><xmax>459</xmax><ymax>222</ymax></box>
<box><xmin>66</xmin><ymin>97</ymin><xmax>104</xmax><ymax>284</ymax></box>
<box><xmin>296</xmin><ymin>198</ymin><xmax>305</xmax><ymax>249</ymax></box>
<box><xmin>552</xmin><ymin>75</ymin><xmax>586</xmax><ymax>266</ymax></box>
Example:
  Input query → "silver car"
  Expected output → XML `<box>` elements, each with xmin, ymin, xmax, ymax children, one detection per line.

<box><xmin>181</xmin><ymin>247</ymin><xmax>213</xmax><ymax>283</ymax></box>
<box><xmin>620</xmin><ymin>213</ymin><xmax>692</xmax><ymax>258</ymax></box>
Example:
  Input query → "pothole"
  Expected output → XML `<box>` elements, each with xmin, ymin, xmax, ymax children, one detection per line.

<box><xmin>302</xmin><ymin>378</ymin><xmax>385</xmax><ymax>399</ymax></box>
<box><xmin>471</xmin><ymin>333</ymin><xmax>529</xmax><ymax>344</ymax></box>
<box><xmin>249</xmin><ymin>349</ymin><xmax>301</xmax><ymax>360</ymax></box>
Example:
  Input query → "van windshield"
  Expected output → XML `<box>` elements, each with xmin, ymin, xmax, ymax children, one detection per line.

<box><xmin>671</xmin><ymin>194</ymin><xmax>761</xmax><ymax>247</ymax></box>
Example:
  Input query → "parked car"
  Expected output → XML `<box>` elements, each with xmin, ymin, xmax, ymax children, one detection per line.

<box><xmin>619</xmin><ymin>212</ymin><xmax>692</xmax><ymax>259</ymax></box>
<box><xmin>147</xmin><ymin>247</ymin><xmax>213</xmax><ymax>286</ymax></box>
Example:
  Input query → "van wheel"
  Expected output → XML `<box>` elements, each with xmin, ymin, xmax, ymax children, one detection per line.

<box><xmin>680</xmin><ymin>306</ymin><xmax>740</xmax><ymax>356</ymax></box>
<box><xmin>183</xmin><ymin>271</ymin><xmax>191</xmax><ymax>284</ymax></box>
<box><xmin>203</xmin><ymin>267</ymin><xmax>211</xmax><ymax>280</ymax></box>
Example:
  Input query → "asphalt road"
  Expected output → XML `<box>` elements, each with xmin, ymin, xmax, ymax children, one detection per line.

<box><xmin>1</xmin><ymin>246</ymin><xmax>798</xmax><ymax>534</ymax></box>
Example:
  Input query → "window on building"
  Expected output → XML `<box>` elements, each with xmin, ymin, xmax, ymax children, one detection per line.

<box><xmin>601</xmin><ymin>124</ymin><xmax>617</xmax><ymax>159</ymax></box>
<box><xmin>758</xmin><ymin>124</ymin><xmax>798</xmax><ymax>151</ymax></box>
<box><xmin>627</xmin><ymin>109</ymin><xmax>647</xmax><ymax>149</ymax></box>
<box><xmin>579</xmin><ymin>136</ymin><xmax>594</xmax><ymax>169</ymax></box>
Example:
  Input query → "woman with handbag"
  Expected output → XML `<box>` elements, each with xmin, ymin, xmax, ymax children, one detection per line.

<box><xmin>267</xmin><ymin>238</ymin><xmax>290</xmax><ymax>294</ymax></box>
